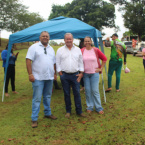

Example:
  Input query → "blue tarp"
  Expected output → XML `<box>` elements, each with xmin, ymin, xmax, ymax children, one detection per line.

<box><xmin>2</xmin><ymin>16</ymin><xmax>104</xmax><ymax>102</ymax></box>
<box><xmin>8</xmin><ymin>16</ymin><xmax>102</xmax><ymax>46</ymax></box>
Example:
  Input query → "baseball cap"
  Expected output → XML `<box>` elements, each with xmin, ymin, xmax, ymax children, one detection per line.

<box><xmin>111</xmin><ymin>33</ymin><xmax>118</xmax><ymax>38</ymax></box>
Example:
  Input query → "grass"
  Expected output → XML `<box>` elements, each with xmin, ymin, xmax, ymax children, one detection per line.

<box><xmin>0</xmin><ymin>44</ymin><xmax>145</xmax><ymax>145</ymax></box>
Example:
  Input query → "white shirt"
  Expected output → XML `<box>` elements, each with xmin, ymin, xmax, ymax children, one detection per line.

<box><xmin>26</xmin><ymin>42</ymin><xmax>55</xmax><ymax>80</ymax></box>
<box><xmin>56</xmin><ymin>44</ymin><xmax>84</xmax><ymax>73</ymax></box>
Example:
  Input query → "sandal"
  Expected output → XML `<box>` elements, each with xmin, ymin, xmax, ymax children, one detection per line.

<box><xmin>98</xmin><ymin>110</ymin><xmax>104</xmax><ymax>114</ymax></box>
<box><xmin>105</xmin><ymin>88</ymin><xmax>112</xmax><ymax>92</ymax></box>
<box><xmin>116</xmin><ymin>89</ymin><xmax>120</xmax><ymax>92</ymax></box>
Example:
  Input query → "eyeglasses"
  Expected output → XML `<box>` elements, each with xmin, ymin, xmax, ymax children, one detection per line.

<box><xmin>44</xmin><ymin>48</ymin><xmax>47</xmax><ymax>54</ymax></box>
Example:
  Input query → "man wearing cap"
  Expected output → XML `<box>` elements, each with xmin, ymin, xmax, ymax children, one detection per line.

<box><xmin>105</xmin><ymin>33</ymin><xmax>127</xmax><ymax>92</ymax></box>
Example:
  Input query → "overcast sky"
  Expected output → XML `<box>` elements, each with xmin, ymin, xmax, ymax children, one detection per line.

<box><xmin>1</xmin><ymin>0</ymin><xmax>128</xmax><ymax>42</ymax></box>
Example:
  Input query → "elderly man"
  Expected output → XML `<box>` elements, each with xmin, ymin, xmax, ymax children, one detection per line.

<box><xmin>26</xmin><ymin>31</ymin><xmax>57</xmax><ymax>128</ymax></box>
<box><xmin>105</xmin><ymin>33</ymin><xmax>127</xmax><ymax>92</ymax></box>
<box><xmin>56</xmin><ymin>33</ymin><xmax>85</xmax><ymax>118</ymax></box>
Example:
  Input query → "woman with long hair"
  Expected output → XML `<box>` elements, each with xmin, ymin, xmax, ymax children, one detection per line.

<box><xmin>81</xmin><ymin>37</ymin><xmax>107</xmax><ymax>114</ymax></box>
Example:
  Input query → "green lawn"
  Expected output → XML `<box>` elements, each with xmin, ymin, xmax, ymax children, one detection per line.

<box><xmin>0</xmin><ymin>46</ymin><xmax>145</xmax><ymax>145</ymax></box>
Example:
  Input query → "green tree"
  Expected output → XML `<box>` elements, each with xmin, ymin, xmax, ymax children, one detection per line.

<box><xmin>49</xmin><ymin>40</ymin><xmax>58</xmax><ymax>46</ymax></box>
<box><xmin>0</xmin><ymin>0</ymin><xmax>44</xmax><ymax>33</ymax></box>
<box><xmin>110</xmin><ymin>0</ymin><xmax>145</xmax><ymax>42</ymax></box>
<box><xmin>49</xmin><ymin>0</ymin><xmax>116</xmax><ymax>31</ymax></box>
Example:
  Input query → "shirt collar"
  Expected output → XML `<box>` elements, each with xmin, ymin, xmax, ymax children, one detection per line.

<box><xmin>65</xmin><ymin>44</ymin><xmax>75</xmax><ymax>49</ymax></box>
<box><xmin>38</xmin><ymin>41</ymin><xmax>50</xmax><ymax>48</ymax></box>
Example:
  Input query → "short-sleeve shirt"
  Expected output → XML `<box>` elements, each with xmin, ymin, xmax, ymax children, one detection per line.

<box><xmin>26</xmin><ymin>42</ymin><xmax>56</xmax><ymax>80</ymax></box>
<box><xmin>142</xmin><ymin>48</ymin><xmax>145</xmax><ymax>60</ymax></box>
<box><xmin>110</xmin><ymin>39</ymin><xmax>126</xmax><ymax>61</ymax></box>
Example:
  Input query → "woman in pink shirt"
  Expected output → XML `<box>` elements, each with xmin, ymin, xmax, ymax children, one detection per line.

<box><xmin>142</xmin><ymin>48</ymin><xmax>145</xmax><ymax>72</ymax></box>
<box><xmin>81</xmin><ymin>36</ymin><xmax>107</xmax><ymax>114</ymax></box>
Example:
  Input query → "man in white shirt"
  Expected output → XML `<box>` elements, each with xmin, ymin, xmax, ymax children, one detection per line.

<box><xmin>26</xmin><ymin>31</ymin><xmax>57</xmax><ymax>128</ymax></box>
<box><xmin>56</xmin><ymin>33</ymin><xmax>85</xmax><ymax>118</ymax></box>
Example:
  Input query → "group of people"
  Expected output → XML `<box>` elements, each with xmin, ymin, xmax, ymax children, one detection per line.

<box><xmin>2</xmin><ymin>31</ymin><xmax>127</xmax><ymax>128</ymax></box>
<box><xmin>25</xmin><ymin>31</ymin><xmax>110</xmax><ymax>128</ymax></box>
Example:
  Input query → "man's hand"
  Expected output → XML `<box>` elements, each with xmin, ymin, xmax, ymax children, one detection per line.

<box><xmin>59</xmin><ymin>71</ymin><xmax>63</xmax><ymax>76</ymax></box>
<box><xmin>124</xmin><ymin>62</ymin><xmax>126</xmax><ymax>65</ymax></box>
<box><xmin>76</xmin><ymin>73</ymin><xmax>83</xmax><ymax>83</ymax></box>
<box><xmin>29</xmin><ymin>74</ymin><xmax>35</xmax><ymax>82</ymax></box>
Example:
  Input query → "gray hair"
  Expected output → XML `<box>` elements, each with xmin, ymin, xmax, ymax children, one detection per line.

<box><xmin>40</xmin><ymin>31</ymin><xmax>50</xmax><ymax>38</ymax></box>
<box><xmin>64</xmin><ymin>33</ymin><xmax>73</xmax><ymax>39</ymax></box>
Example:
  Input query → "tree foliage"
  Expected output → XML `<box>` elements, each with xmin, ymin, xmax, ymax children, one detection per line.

<box><xmin>0</xmin><ymin>0</ymin><xmax>44</xmax><ymax>33</ymax></box>
<box><xmin>110</xmin><ymin>0</ymin><xmax>145</xmax><ymax>41</ymax></box>
<box><xmin>49</xmin><ymin>0</ymin><xmax>116</xmax><ymax>31</ymax></box>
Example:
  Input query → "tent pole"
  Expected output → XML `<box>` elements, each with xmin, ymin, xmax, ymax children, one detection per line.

<box><xmin>101</xmin><ymin>73</ymin><xmax>106</xmax><ymax>103</ymax></box>
<box><xmin>99</xmin><ymin>37</ymin><xmax>108</xmax><ymax>79</ymax></box>
<box><xmin>2</xmin><ymin>43</ymin><xmax>13</xmax><ymax>102</ymax></box>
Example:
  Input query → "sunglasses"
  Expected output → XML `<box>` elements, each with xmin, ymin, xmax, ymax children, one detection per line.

<box><xmin>44</xmin><ymin>48</ymin><xmax>47</xmax><ymax>54</ymax></box>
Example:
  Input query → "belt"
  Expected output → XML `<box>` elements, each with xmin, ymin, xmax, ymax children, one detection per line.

<box><xmin>62</xmin><ymin>71</ymin><xmax>78</xmax><ymax>75</ymax></box>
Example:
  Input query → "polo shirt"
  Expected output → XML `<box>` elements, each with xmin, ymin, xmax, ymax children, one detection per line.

<box><xmin>26</xmin><ymin>41</ymin><xmax>55</xmax><ymax>80</ymax></box>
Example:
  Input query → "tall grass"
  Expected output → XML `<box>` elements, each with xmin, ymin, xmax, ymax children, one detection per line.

<box><xmin>0</xmin><ymin>46</ymin><xmax>145</xmax><ymax>145</ymax></box>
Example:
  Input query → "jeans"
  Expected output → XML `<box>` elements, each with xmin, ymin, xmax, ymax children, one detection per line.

<box><xmin>108</xmin><ymin>60</ymin><xmax>122</xmax><ymax>90</ymax></box>
<box><xmin>83</xmin><ymin>73</ymin><xmax>103</xmax><ymax>112</ymax></box>
<box><xmin>60</xmin><ymin>72</ymin><xmax>82</xmax><ymax>114</ymax></box>
<box><xmin>31</xmin><ymin>79</ymin><xmax>53</xmax><ymax>121</ymax></box>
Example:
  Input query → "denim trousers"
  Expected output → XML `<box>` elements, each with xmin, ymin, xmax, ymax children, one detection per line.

<box><xmin>60</xmin><ymin>72</ymin><xmax>82</xmax><ymax>114</ymax></box>
<box><xmin>31</xmin><ymin>79</ymin><xmax>53</xmax><ymax>121</ymax></box>
<box><xmin>108</xmin><ymin>60</ymin><xmax>122</xmax><ymax>90</ymax></box>
<box><xmin>83</xmin><ymin>73</ymin><xmax>103</xmax><ymax>112</ymax></box>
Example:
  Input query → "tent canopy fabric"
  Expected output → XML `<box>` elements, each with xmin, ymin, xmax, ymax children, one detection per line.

<box><xmin>8</xmin><ymin>16</ymin><xmax>102</xmax><ymax>46</ymax></box>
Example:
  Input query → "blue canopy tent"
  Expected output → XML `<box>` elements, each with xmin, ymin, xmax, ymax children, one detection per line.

<box><xmin>2</xmin><ymin>16</ymin><xmax>107</xmax><ymax>102</ymax></box>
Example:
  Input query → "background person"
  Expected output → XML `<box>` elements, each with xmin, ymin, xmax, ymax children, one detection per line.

<box><xmin>79</xmin><ymin>38</ymin><xmax>85</xmax><ymax>91</ymax></box>
<box><xmin>56</xmin><ymin>33</ymin><xmax>85</xmax><ymax>118</ymax></box>
<box><xmin>1</xmin><ymin>44</ymin><xmax>19</xmax><ymax>97</ymax></box>
<box><xmin>142</xmin><ymin>47</ymin><xmax>145</xmax><ymax>72</ymax></box>
<box><xmin>26</xmin><ymin>31</ymin><xmax>57</xmax><ymax>128</ymax></box>
<box><xmin>81</xmin><ymin>36</ymin><xmax>107</xmax><ymax>114</ymax></box>
<box><xmin>105</xmin><ymin>33</ymin><xmax>127</xmax><ymax>92</ymax></box>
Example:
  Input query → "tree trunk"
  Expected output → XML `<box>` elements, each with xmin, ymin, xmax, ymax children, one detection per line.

<box><xmin>138</xmin><ymin>34</ymin><xmax>142</xmax><ymax>42</ymax></box>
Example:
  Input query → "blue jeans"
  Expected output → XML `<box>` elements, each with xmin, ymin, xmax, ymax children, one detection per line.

<box><xmin>60</xmin><ymin>72</ymin><xmax>82</xmax><ymax>114</ymax></box>
<box><xmin>31</xmin><ymin>79</ymin><xmax>53</xmax><ymax>121</ymax></box>
<box><xmin>83</xmin><ymin>73</ymin><xmax>103</xmax><ymax>112</ymax></box>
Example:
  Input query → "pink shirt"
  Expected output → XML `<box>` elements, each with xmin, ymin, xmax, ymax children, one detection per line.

<box><xmin>83</xmin><ymin>48</ymin><xmax>98</xmax><ymax>73</ymax></box>
<box><xmin>142</xmin><ymin>48</ymin><xmax>145</xmax><ymax>60</ymax></box>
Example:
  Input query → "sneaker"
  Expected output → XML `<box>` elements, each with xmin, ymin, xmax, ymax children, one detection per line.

<box><xmin>44</xmin><ymin>115</ymin><xmax>57</xmax><ymax>120</ymax></box>
<box><xmin>31</xmin><ymin>121</ymin><xmax>38</xmax><ymax>128</ymax></box>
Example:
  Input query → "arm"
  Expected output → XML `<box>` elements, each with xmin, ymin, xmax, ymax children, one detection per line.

<box><xmin>142</xmin><ymin>48</ymin><xmax>145</xmax><ymax>56</ymax></box>
<box><xmin>26</xmin><ymin>59</ymin><xmax>35</xmax><ymax>82</ymax></box>
<box><xmin>56</xmin><ymin>49</ymin><xmax>62</xmax><ymax>76</ymax></box>
<box><xmin>54</xmin><ymin>63</ymin><xmax>57</xmax><ymax>80</ymax></box>
<box><xmin>76</xmin><ymin>49</ymin><xmax>84</xmax><ymax>82</ymax></box>
<box><xmin>95</xmin><ymin>48</ymin><xmax>107</xmax><ymax>73</ymax></box>
<box><xmin>123</xmin><ymin>48</ymin><xmax>127</xmax><ymax>65</ymax></box>
<box><xmin>1</xmin><ymin>50</ymin><xmax>7</xmax><ymax>61</ymax></box>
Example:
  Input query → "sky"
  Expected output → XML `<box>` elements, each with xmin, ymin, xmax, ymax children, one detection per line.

<box><xmin>1</xmin><ymin>0</ymin><xmax>128</xmax><ymax>43</ymax></box>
